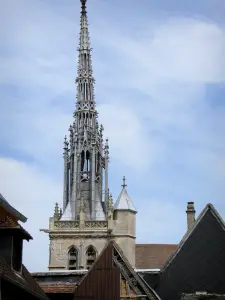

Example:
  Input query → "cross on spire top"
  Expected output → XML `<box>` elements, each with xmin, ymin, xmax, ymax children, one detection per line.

<box><xmin>122</xmin><ymin>176</ymin><xmax>127</xmax><ymax>188</ymax></box>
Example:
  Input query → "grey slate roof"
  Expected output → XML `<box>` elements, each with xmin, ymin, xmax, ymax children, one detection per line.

<box><xmin>146</xmin><ymin>203</ymin><xmax>225</xmax><ymax>300</ymax></box>
<box><xmin>114</xmin><ymin>186</ymin><xmax>137</xmax><ymax>212</ymax></box>
<box><xmin>161</xmin><ymin>203</ymin><xmax>225</xmax><ymax>273</ymax></box>
<box><xmin>60</xmin><ymin>201</ymin><xmax>73</xmax><ymax>221</ymax></box>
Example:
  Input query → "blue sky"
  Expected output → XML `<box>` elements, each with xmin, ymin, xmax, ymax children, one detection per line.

<box><xmin>0</xmin><ymin>0</ymin><xmax>225</xmax><ymax>272</ymax></box>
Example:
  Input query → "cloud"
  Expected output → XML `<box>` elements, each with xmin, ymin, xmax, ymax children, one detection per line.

<box><xmin>94</xmin><ymin>17</ymin><xmax>225</xmax><ymax>86</ymax></box>
<box><xmin>98</xmin><ymin>103</ymin><xmax>163</xmax><ymax>171</ymax></box>
<box><xmin>0</xmin><ymin>0</ymin><xmax>225</xmax><ymax>272</ymax></box>
<box><xmin>0</xmin><ymin>157</ymin><xmax>61</xmax><ymax>271</ymax></box>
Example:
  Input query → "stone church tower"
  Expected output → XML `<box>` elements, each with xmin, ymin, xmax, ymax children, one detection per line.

<box><xmin>41</xmin><ymin>0</ymin><xmax>137</xmax><ymax>270</ymax></box>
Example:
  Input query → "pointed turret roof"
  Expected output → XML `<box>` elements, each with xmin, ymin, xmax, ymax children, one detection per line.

<box><xmin>114</xmin><ymin>176</ymin><xmax>137</xmax><ymax>213</ymax></box>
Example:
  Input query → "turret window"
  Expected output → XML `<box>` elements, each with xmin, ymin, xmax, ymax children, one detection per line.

<box><xmin>68</xmin><ymin>247</ymin><xmax>78</xmax><ymax>270</ymax></box>
<box><xmin>86</xmin><ymin>246</ymin><xmax>96</xmax><ymax>270</ymax></box>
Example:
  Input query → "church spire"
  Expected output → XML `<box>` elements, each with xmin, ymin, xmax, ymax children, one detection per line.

<box><xmin>79</xmin><ymin>0</ymin><xmax>90</xmax><ymax>51</ymax></box>
<box><xmin>60</xmin><ymin>0</ymin><xmax>108</xmax><ymax>221</ymax></box>
<box><xmin>76</xmin><ymin>0</ymin><xmax>95</xmax><ymax>112</ymax></box>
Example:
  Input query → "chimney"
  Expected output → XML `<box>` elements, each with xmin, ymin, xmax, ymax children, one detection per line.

<box><xmin>186</xmin><ymin>202</ymin><xmax>195</xmax><ymax>230</ymax></box>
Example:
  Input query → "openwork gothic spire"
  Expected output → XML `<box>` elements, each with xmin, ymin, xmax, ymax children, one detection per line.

<box><xmin>61</xmin><ymin>0</ymin><xmax>109</xmax><ymax>221</ymax></box>
<box><xmin>75</xmin><ymin>0</ymin><xmax>95</xmax><ymax>112</ymax></box>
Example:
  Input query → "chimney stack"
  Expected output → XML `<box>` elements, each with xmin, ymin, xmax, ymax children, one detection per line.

<box><xmin>186</xmin><ymin>202</ymin><xmax>195</xmax><ymax>230</ymax></box>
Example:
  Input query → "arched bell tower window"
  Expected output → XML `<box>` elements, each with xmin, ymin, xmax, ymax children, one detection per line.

<box><xmin>68</xmin><ymin>247</ymin><xmax>78</xmax><ymax>270</ymax></box>
<box><xmin>86</xmin><ymin>246</ymin><xmax>97</xmax><ymax>270</ymax></box>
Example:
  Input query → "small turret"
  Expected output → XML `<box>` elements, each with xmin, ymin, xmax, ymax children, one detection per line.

<box><xmin>113</xmin><ymin>177</ymin><xmax>137</xmax><ymax>267</ymax></box>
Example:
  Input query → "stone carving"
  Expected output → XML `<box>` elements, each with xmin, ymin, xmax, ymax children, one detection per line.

<box><xmin>51</xmin><ymin>243</ymin><xmax>67</xmax><ymax>262</ymax></box>
<box><xmin>85</xmin><ymin>221</ymin><xmax>107</xmax><ymax>228</ymax></box>
<box><xmin>49</xmin><ymin>234</ymin><xmax>108</xmax><ymax>240</ymax></box>
<box><xmin>54</xmin><ymin>221</ymin><xmax>79</xmax><ymax>228</ymax></box>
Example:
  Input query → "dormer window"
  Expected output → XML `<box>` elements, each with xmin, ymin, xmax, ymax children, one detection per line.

<box><xmin>68</xmin><ymin>247</ymin><xmax>78</xmax><ymax>270</ymax></box>
<box><xmin>12</xmin><ymin>236</ymin><xmax>23</xmax><ymax>272</ymax></box>
<box><xmin>86</xmin><ymin>246</ymin><xmax>96</xmax><ymax>270</ymax></box>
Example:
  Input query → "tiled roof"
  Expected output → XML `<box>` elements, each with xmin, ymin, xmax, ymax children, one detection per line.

<box><xmin>161</xmin><ymin>203</ymin><xmax>225</xmax><ymax>273</ymax></box>
<box><xmin>40</xmin><ymin>283</ymin><xmax>77</xmax><ymax>294</ymax></box>
<box><xmin>0</xmin><ymin>256</ymin><xmax>48</xmax><ymax>299</ymax></box>
<box><xmin>0</xmin><ymin>216</ymin><xmax>33</xmax><ymax>240</ymax></box>
<box><xmin>0</xmin><ymin>193</ymin><xmax>27</xmax><ymax>222</ymax></box>
<box><xmin>32</xmin><ymin>270</ymin><xmax>86</xmax><ymax>294</ymax></box>
<box><xmin>0</xmin><ymin>215</ymin><xmax>18</xmax><ymax>227</ymax></box>
<box><xmin>135</xmin><ymin>244</ymin><xmax>178</xmax><ymax>269</ymax></box>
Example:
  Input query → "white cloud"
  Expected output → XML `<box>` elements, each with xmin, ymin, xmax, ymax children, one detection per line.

<box><xmin>95</xmin><ymin>17</ymin><xmax>225</xmax><ymax>87</ymax></box>
<box><xmin>0</xmin><ymin>157</ymin><xmax>61</xmax><ymax>272</ymax></box>
<box><xmin>98</xmin><ymin>103</ymin><xmax>164</xmax><ymax>171</ymax></box>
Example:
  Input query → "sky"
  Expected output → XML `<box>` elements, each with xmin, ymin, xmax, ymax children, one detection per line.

<box><xmin>0</xmin><ymin>0</ymin><xmax>225</xmax><ymax>272</ymax></box>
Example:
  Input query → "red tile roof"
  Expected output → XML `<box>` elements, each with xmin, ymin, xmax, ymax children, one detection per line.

<box><xmin>135</xmin><ymin>244</ymin><xmax>178</xmax><ymax>269</ymax></box>
<box><xmin>41</xmin><ymin>283</ymin><xmax>76</xmax><ymax>294</ymax></box>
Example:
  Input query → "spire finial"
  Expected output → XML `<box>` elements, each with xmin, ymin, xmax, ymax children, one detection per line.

<box><xmin>81</xmin><ymin>0</ymin><xmax>87</xmax><ymax>11</ymax></box>
<box><xmin>122</xmin><ymin>176</ymin><xmax>127</xmax><ymax>188</ymax></box>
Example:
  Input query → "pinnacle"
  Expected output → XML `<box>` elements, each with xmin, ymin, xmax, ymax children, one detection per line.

<box><xmin>81</xmin><ymin>0</ymin><xmax>87</xmax><ymax>14</ymax></box>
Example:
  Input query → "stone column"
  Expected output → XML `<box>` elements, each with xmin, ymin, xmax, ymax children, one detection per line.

<box><xmin>104</xmin><ymin>139</ymin><xmax>109</xmax><ymax>214</ymax></box>
<box><xmin>63</xmin><ymin>137</ymin><xmax>69</xmax><ymax>212</ymax></box>
<box><xmin>72</xmin><ymin>152</ymin><xmax>78</xmax><ymax>219</ymax></box>
<box><xmin>79</xmin><ymin>240</ymin><xmax>85</xmax><ymax>269</ymax></box>
<box><xmin>91</xmin><ymin>145</ymin><xmax>96</xmax><ymax>219</ymax></box>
